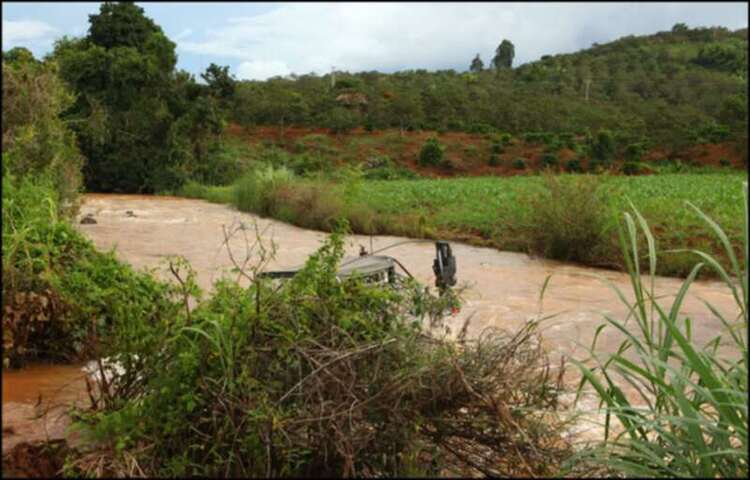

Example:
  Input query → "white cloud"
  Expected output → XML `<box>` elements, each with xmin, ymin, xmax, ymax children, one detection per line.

<box><xmin>236</xmin><ymin>59</ymin><xmax>291</xmax><ymax>80</ymax></box>
<box><xmin>172</xmin><ymin>28</ymin><xmax>193</xmax><ymax>41</ymax></box>
<box><xmin>176</xmin><ymin>2</ymin><xmax>746</xmax><ymax>80</ymax></box>
<box><xmin>2</xmin><ymin>19</ymin><xmax>58</xmax><ymax>48</ymax></box>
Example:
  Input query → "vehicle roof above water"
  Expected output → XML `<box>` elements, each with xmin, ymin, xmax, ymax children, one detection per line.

<box><xmin>259</xmin><ymin>255</ymin><xmax>397</xmax><ymax>279</ymax></box>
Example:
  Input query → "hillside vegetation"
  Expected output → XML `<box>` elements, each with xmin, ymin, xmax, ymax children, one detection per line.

<box><xmin>232</xmin><ymin>24</ymin><xmax>747</xmax><ymax>153</ymax></box>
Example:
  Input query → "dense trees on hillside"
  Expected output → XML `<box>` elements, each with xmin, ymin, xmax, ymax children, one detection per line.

<box><xmin>230</xmin><ymin>25</ymin><xmax>747</xmax><ymax>150</ymax></box>
<box><xmin>50</xmin><ymin>1</ymin><xmax>235</xmax><ymax>193</ymax></box>
<box><xmin>3</xmin><ymin>10</ymin><xmax>748</xmax><ymax>194</ymax></box>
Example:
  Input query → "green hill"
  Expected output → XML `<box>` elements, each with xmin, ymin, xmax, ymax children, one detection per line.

<box><xmin>231</xmin><ymin>24</ymin><xmax>748</xmax><ymax>153</ymax></box>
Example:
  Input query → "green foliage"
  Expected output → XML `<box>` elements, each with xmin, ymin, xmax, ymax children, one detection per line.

<box><xmin>2</xmin><ymin>55</ymin><xmax>83</xmax><ymax>213</ymax></box>
<box><xmin>363</xmin><ymin>156</ymin><xmax>418</xmax><ymax>180</ymax></box>
<box><xmin>694</xmin><ymin>121</ymin><xmax>733</xmax><ymax>144</ymax></box>
<box><xmin>2</xmin><ymin>175</ymin><xmax>179</xmax><ymax>367</ymax></box>
<box><xmin>540</xmin><ymin>152</ymin><xmax>559</xmax><ymax>169</ymax></box>
<box><xmin>324</xmin><ymin>106</ymin><xmax>359</xmax><ymax>134</ymax></box>
<box><xmin>488</xmin><ymin>153</ymin><xmax>501</xmax><ymax>167</ymax></box>
<box><xmin>590</xmin><ymin>129</ymin><xmax>616</xmax><ymax>164</ymax></box>
<box><xmin>567</xmin><ymin>188</ymin><xmax>748</xmax><ymax>477</ymax></box>
<box><xmin>418</xmin><ymin>137</ymin><xmax>445</xmax><ymax>167</ymax></box>
<box><xmin>621</xmin><ymin>161</ymin><xmax>641</xmax><ymax>175</ymax></box>
<box><xmin>234</xmin><ymin>165</ymin><xmax>295</xmax><ymax>217</ymax></box>
<box><xmin>498</xmin><ymin>174</ymin><xmax>619</xmax><ymax>264</ymax></box>
<box><xmin>493</xmin><ymin>39</ymin><xmax>515</xmax><ymax>69</ymax></box>
<box><xmin>624</xmin><ymin>142</ymin><xmax>646</xmax><ymax>162</ymax></box>
<box><xmin>693</xmin><ymin>41</ymin><xmax>747</xmax><ymax>75</ymax></box>
<box><xmin>52</xmin><ymin>2</ymin><xmax>231</xmax><ymax>193</ymax></box>
<box><xmin>184</xmin><ymin>171</ymin><xmax>746</xmax><ymax>278</ymax></box>
<box><xmin>512</xmin><ymin>157</ymin><xmax>527</xmax><ymax>169</ymax></box>
<box><xmin>468</xmin><ymin>123</ymin><xmax>494</xmax><ymax>134</ymax></box>
<box><xmin>76</xmin><ymin>230</ymin><xmax>573</xmax><ymax>477</ymax></box>
<box><xmin>565</xmin><ymin>158</ymin><xmax>583</xmax><ymax>173</ymax></box>
<box><xmin>226</xmin><ymin>26</ymin><xmax>746</xmax><ymax>150</ymax></box>
<box><xmin>469</xmin><ymin>53</ymin><xmax>484</xmax><ymax>73</ymax></box>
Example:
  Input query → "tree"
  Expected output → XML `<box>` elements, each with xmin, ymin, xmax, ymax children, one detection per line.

<box><xmin>2</xmin><ymin>47</ymin><xmax>38</xmax><ymax>65</ymax></box>
<box><xmin>88</xmin><ymin>1</ymin><xmax>160</xmax><ymax>50</ymax></box>
<box><xmin>492</xmin><ymin>39</ymin><xmax>515</xmax><ymax>70</ymax></box>
<box><xmin>671</xmin><ymin>23</ymin><xmax>689</xmax><ymax>34</ymax></box>
<box><xmin>53</xmin><ymin>1</ymin><xmax>223</xmax><ymax>193</ymax></box>
<box><xmin>469</xmin><ymin>54</ymin><xmax>484</xmax><ymax>73</ymax></box>
<box><xmin>386</xmin><ymin>84</ymin><xmax>423</xmax><ymax>136</ymax></box>
<box><xmin>201</xmin><ymin>63</ymin><xmax>236</xmax><ymax>101</ymax></box>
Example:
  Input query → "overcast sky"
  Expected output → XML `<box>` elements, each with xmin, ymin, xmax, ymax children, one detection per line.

<box><xmin>2</xmin><ymin>2</ymin><xmax>747</xmax><ymax>80</ymax></box>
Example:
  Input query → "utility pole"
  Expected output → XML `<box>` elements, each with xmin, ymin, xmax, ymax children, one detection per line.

<box><xmin>331</xmin><ymin>66</ymin><xmax>336</xmax><ymax>89</ymax></box>
<box><xmin>584</xmin><ymin>77</ymin><xmax>592</xmax><ymax>102</ymax></box>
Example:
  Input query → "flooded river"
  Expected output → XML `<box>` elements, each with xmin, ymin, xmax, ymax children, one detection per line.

<box><xmin>3</xmin><ymin>193</ymin><xmax>743</xmax><ymax>453</ymax></box>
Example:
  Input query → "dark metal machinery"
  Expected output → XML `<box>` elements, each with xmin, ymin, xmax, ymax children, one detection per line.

<box><xmin>432</xmin><ymin>241</ymin><xmax>457</xmax><ymax>291</ymax></box>
<box><xmin>260</xmin><ymin>240</ymin><xmax>457</xmax><ymax>293</ymax></box>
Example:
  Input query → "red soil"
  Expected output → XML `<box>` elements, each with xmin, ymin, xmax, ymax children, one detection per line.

<box><xmin>225</xmin><ymin>124</ymin><xmax>745</xmax><ymax>177</ymax></box>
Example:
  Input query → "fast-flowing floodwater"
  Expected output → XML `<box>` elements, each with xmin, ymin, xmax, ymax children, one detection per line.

<box><xmin>3</xmin><ymin>193</ymin><xmax>742</xmax><ymax>451</ymax></box>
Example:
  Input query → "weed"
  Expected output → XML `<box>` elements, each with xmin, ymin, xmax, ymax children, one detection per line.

<box><xmin>566</xmin><ymin>183</ymin><xmax>748</xmax><ymax>477</ymax></box>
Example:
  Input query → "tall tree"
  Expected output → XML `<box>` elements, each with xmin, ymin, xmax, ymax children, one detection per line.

<box><xmin>492</xmin><ymin>39</ymin><xmax>515</xmax><ymax>70</ymax></box>
<box><xmin>469</xmin><ymin>54</ymin><xmax>484</xmax><ymax>73</ymax></box>
<box><xmin>54</xmin><ymin>1</ymin><xmax>225</xmax><ymax>193</ymax></box>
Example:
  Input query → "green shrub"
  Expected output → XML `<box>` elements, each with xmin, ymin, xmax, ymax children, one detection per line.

<box><xmin>565</xmin><ymin>158</ymin><xmax>583</xmax><ymax>173</ymax></box>
<box><xmin>558</xmin><ymin>132</ymin><xmax>576</xmax><ymax>149</ymax></box>
<box><xmin>418</xmin><ymin>137</ymin><xmax>445</xmax><ymax>167</ymax></box>
<box><xmin>234</xmin><ymin>165</ymin><xmax>295</xmax><ymax>216</ymax></box>
<box><xmin>512</xmin><ymin>158</ymin><xmax>527</xmax><ymax>169</ymax></box>
<box><xmin>325</xmin><ymin>107</ymin><xmax>359</xmax><ymax>134</ymax></box>
<box><xmin>624</xmin><ymin>142</ymin><xmax>646</xmax><ymax>162</ymax></box>
<box><xmin>621</xmin><ymin>161</ymin><xmax>641</xmax><ymax>175</ymax></box>
<box><xmin>468</xmin><ymin>123</ymin><xmax>493</xmax><ymax>134</ymax></box>
<box><xmin>498</xmin><ymin>174</ymin><xmax>618</xmax><ymax>264</ymax></box>
<box><xmin>363</xmin><ymin>156</ymin><xmax>417</xmax><ymax>180</ymax></box>
<box><xmin>491</xmin><ymin>142</ymin><xmax>504</xmax><ymax>154</ymax></box>
<box><xmin>719</xmin><ymin>157</ymin><xmax>732</xmax><ymax>167</ymax></box>
<box><xmin>186</xmin><ymin>145</ymin><xmax>243</xmax><ymax>186</ymax></box>
<box><xmin>463</xmin><ymin>144</ymin><xmax>480</xmax><ymax>159</ymax></box>
<box><xmin>540</xmin><ymin>153</ymin><xmax>559</xmax><ymax>169</ymax></box>
<box><xmin>2</xmin><ymin>57</ymin><xmax>83</xmax><ymax>215</ymax></box>
<box><xmin>489</xmin><ymin>153</ymin><xmax>501</xmax><ymax>167</ymax></box>
<box><xmin>76</xmin><ymin>231</ymin><xmax>574</xmax><ymax>477</ymax></box>
<box><xmin>2</xmin><ymin>175</ymin><xmax>179</xmax><ymax>367</ymax></box>
<box><xmin>288</xmin><ymin>153</ymin><xmax>329</xmax><ymax>176</ymax></box>
<box><xmin>590</xmin><ymin>129</ymin><xmax>616</xmax><ymax>165</ymax></box>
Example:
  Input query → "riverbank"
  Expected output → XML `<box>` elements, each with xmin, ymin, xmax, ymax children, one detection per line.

<box><xmin>175</xmin><ymin>171</ymin><xmax>747</xmax><ymax>279</ymax></box>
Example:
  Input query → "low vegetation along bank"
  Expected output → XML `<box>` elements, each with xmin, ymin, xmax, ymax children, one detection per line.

<box><xmin>178</xmin><ymin>170</ymin><xmax>746</xmax><ymax>278</ymax></box>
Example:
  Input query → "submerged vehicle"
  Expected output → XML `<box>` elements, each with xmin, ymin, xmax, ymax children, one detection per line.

<box><xmin>259</xmin><ymin>240</ymin><xmax>457</xmax><ymax>293</ymax></box>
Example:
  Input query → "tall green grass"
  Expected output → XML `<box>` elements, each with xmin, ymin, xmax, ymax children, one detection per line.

<box><xmin>567</xmin><ymin>182</ymin><xmax>748</xmax><ymax>477</ymax></box>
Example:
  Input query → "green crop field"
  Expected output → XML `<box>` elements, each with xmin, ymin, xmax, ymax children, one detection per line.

<box><xmin>346</xmin><ymin>173</ymin><xmax>745</xmax><ymax>232</ymax></box>
<box><xmin>183</xmin><ymin>171</ymin><xmax>747</xmax><ymax>278</ymax></box>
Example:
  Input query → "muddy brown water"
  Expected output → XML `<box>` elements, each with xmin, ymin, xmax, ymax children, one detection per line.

<box><xmin>3</xmin><ymin>193</ymin><xmax>743</xmax><ymax>453</ymax></box>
